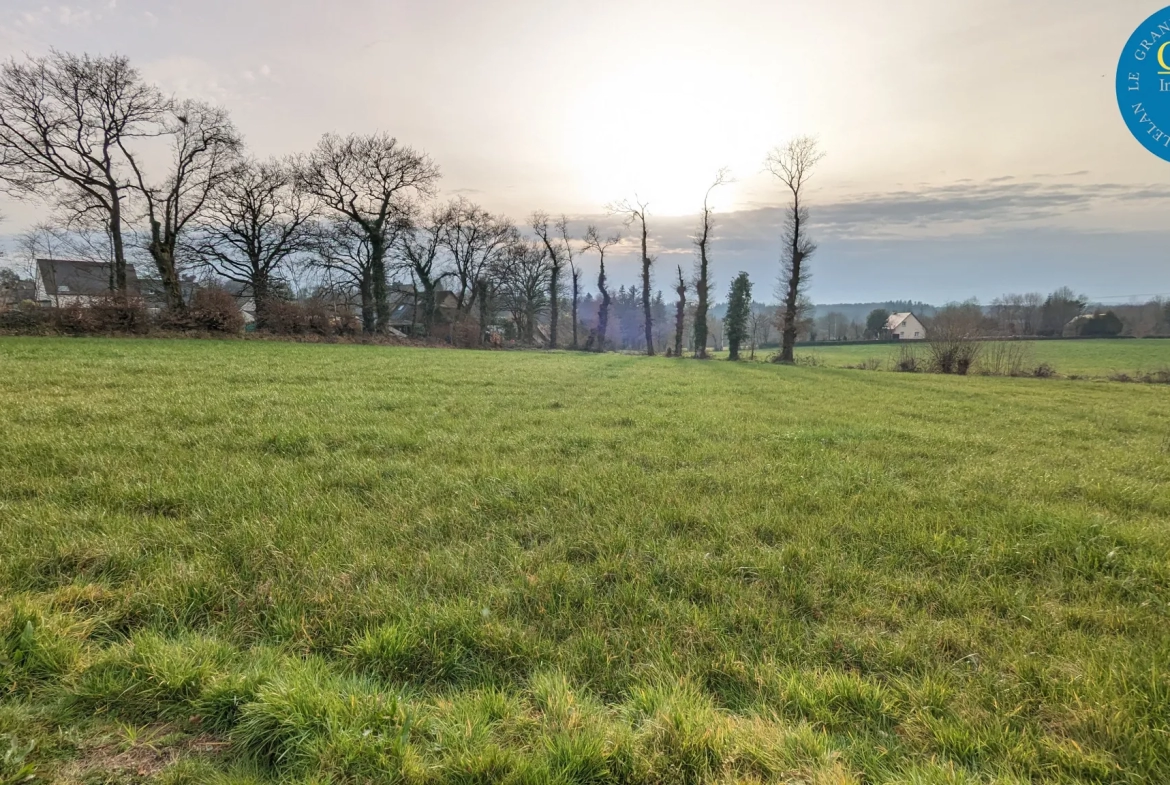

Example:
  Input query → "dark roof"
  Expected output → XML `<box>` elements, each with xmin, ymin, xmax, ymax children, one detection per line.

<box><xmin>386</xmin><ymin>288</ymin><xmax>459</xmax><ymax>325</ymax></box>
<box><xmin>36</xmin><ymin>259</ymin><xmax>139</xmax><ymax>297</ymax></box>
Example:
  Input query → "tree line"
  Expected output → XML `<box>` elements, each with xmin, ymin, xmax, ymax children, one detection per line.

<box><xmin>0</xmin><ymin>51</ymin><xmax>825</xmax><ymax>359</ymax></box>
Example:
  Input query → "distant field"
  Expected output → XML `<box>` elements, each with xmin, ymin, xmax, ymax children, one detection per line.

<box><xmin>794</xmin><ymin>338</ymin><xmax>1170</xmax><ymax>377</ymax></box>
<box><xmin>1</xmin><ymin>338</ymin><xmax>1168</xmax><ymax>784</ymax></box>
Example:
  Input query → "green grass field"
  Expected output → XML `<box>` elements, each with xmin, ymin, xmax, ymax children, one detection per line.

<box><xmin>1</xmin><ymin>337</ymin><xmax>1168</xmax><ymax>784</ymax></box>
<box><xmin>792</xmin><ymin>339</ymin><xmax>1170</xmax><ymax>378</ymax></box>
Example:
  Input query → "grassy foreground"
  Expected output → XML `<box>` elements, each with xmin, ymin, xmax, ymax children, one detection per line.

<box><xmin>1</xmin><ymin>338</ymin><xmax>1168</xmax><ymax>785</ymax></box>
<box><xmin>796</xmin><ymin>339</ymin><xmax>1170</xmax><ymax>378</ymax></box>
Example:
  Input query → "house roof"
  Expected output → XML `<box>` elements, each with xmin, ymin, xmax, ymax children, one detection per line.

<box><xmin>36</xmin><ymin>259</ymin><xmax>139</xmax><ymax>297</ymax></box>
<box><xmin>885</xmin><ymin>312</ymin><xmax>915</xmax><ymax>331</ymax></box>
<box><xmin>386</xmin><ymin>288</ymin><xmax>459</xmax><ymax>324</ymax></box>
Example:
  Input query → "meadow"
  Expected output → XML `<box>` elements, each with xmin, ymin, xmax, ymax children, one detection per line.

<box><xmin>1</xmin><ymin>337</ymin><xmax>1168</xmax><ymax>784</ymax></box>
<box><xmin>795</xmin><ymin>339</ymin><xmax>1170</xmax><ymax>378</ymax></box>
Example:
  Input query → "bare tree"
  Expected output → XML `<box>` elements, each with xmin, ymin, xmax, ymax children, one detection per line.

<box><xmin>583</xmin><ymin>225</ymin><xmax>619</xmax><ymax>353</ymax></box>
<box><xmin>186</xmin><ymin>158</ymin><xmax>315</xmax><ymax>329</ymax></box>
<box><xmin>531</xmin><ymin>211</ymin><xmax>565</xmax><ymax>348</ymax></box>
<box><xmin>395</xmin><ymin>202</ymin><xmax>450</xmax><ymax>335</ymax></box>
<box><xmin>673</xmin><ymin>265</ymin><xmax>687</xmax><ymax>357</ymax></box>
<box><xmin>15</xmin><ymin>223</ymin><xmax>65</xmax><ymax>280</ymax></box>
<box><xmin>557</xmin><ymin>216</ymin><xmax>582</xmax><ymax>350</ymax></box>
<box><xmin>766</xmin><ymin>136</ymin><xmax>824</xmax><ymax>363</ymax></box>
<box><xmin>442</xmin><ymin>198</ymin><xmax>512</xmax><ymax>340</ymax></box>
<box><xmin>693</xmin><ymin>169</ymin><xmax>729</xmax><ymax>358</ymax></box>
<box><xmin>296</xmin><ymin>133</ymin><xmax>440</xmax><ymax>333</ymax></box>
<box><xmin>0</xmin><ymin>52</ymin><xmax>167</xmax><ymax>293</ymax></box>
<box><xmin>306</xmin><ymin>220</ymin><xmax>378</xmax><ymax>330</ymax></box>
<box><xmin>609</xmin><ymin>197</ymin><xmax>655</xmax><ymax>355</ymax></box>
<box><xmin>128</xmin><ymin>101</ymin><xmax>242</xmax><ymax>310</ymax></box>
<box><xmin>496</xmin><ymin>236</ymin><xmax>551</xmax><ymax>345</ymax></box>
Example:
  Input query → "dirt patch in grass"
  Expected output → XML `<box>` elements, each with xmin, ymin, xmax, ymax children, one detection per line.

<box><xmin>58</xmin><ymin>727</ymin><xmax>229</xmax><ymax>782</ymax></box>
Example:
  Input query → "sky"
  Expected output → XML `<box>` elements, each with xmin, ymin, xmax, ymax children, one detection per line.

<box><xmin>1</xmin><ymin>0</ymin><xmax>1169</xmax><ymax>305</ymax></box>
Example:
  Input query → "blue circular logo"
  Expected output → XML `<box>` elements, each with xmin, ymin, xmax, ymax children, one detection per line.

<box><xmin>1117</xmin><ymin>6</ymin><xmax>1170</xmax><ymax>161</ymax></box>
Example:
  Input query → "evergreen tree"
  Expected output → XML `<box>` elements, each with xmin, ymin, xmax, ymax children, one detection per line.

<box><xmin>724</xmin><ymin>272</ymin><xmax>752</xmax><ymax>361</ymax></box>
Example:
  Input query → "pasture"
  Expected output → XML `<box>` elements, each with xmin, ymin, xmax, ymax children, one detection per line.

<box><xmin>1</xmin><ymin>337</ymin><xmax>1168</xmax><ymax>784</ymax></box>
<box><xmin>797</xmin><ymin>338</ymin><xmax>1170</xmax><ymax>378</ymax></box>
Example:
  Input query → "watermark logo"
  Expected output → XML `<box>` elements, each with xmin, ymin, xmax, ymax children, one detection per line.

<box><xmin>1117</xmin><ymin>6</ymin><xmax>1170</xmax><ymax>161</ymax></box>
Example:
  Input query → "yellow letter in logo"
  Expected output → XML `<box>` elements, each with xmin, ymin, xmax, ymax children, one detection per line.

<box><xmin>1158</xmin><ymin>41</ymin><xmax>1170</xmax><ymax>73</ymax></box>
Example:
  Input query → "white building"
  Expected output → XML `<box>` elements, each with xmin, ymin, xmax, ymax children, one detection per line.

<box><xmin>885</xmin><ymin>312</ymin><xmax>927</xmax><ymax>340</ymax></box>
<box><xmin>34</xmin><ymin>259</ymin><xmax>140</xmax><ymax>307</ymax></box>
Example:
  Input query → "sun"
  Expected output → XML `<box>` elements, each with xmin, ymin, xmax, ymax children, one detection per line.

<box><xmin>563</xmin><ymin>56</ymin><xmax>780</xmax><ymax>217</ymax></box>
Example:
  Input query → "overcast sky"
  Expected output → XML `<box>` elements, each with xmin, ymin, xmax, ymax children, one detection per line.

<box><xmin>2</xmin><ymin>0</ymin><xmax>1169</xmax><ymax>304</ymax></box>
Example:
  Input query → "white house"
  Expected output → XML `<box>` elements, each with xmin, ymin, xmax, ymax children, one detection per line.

<box><xmin>885</xmin><ymin>312</ymin><xmax>927</xmax><ymax>340</ymax></box>
<box><xmin>34</xmin><ymin>259</ymin><xmax>140</xmax><ymax>307</ymax></box>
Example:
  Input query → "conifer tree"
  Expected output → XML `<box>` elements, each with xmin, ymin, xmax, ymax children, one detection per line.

<box><xmin>724</xmin><ymin>272</ymin><xmax>752</xmax><ymax>361</ymax></box>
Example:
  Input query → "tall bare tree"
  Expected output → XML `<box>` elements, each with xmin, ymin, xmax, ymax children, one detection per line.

<box><xmin>128</xmin><ymin>101</ymin><xmax>242</xmax><ymax>310</ymax></box>
<box><xmin>296</xmin><ymin>133</ymin><xmax>440</xmax><ymax>333</ymax></box>
<box><xmin>531</xmin><ymin>211</ymin><xmax>565</xmax><ymax>348</ymax></box>
<box><xmin>766</xmin><ymin>136</ymin><xmax>823</xmax><ymax>363</ymax></box>
<box><xmin>186</xmin><ymin>158</ymin><xmax>315</xmax><ymax>328</ymax></box>
<box><xmin>673</xmin><ymin>265</ymin><xmax>687</xmax><ymax>357</ymax></box>
<box><xmin>583</xmin><ymin>225</ymin><xmax>618</xmax><ymax>353</ymax></box>
<box><xmin>307</xmin><ymin>220</ymin><xmax>378</xmax><ymax>330</ymax></box>
<box><xmin>496</xmin><ymin>236</ymin><xmax>551</xmax><ymax>345</ymax></box>
<box><xmin>0</xmin><ymin>52</ymin><xmax>166</xmax><ymax>293</ymax></box>
<box><xmin>395</xmin><ymin>202</ymin><xmax>450</xmax><ymax>335</ymax></box>
<box><xmin>442</xmin><ymin>197</ymin><xmax>512</xmax><ymax>338</ymax></box>
<box><xmin>693</xmin><ymin>169</ymin><xmax>729</xmax><ymax>359</ymax></box>
<box><xmin>557</xmin><ymin>216</ymin><xmax>582</xmax><ymax>349</ymax></box>
<box><xmin>610</xmin><ymin>198</ymin><xmax>654</xmax><ymax>355</ymax></box>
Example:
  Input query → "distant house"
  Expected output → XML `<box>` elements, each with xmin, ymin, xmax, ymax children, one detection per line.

<box><xmin>885</xmin><ymin>312</ymin><xmax>927</xmax><ymax>340</ymax></box>
<box><xmin>34</xmin><ymin>259</ymin><xmax>139</xmax><ymax>307</ymax></box>
<box><xmin>387</xmin><ymin>286</ymin><xmax>459</xmax><ymax>334</ymax></box>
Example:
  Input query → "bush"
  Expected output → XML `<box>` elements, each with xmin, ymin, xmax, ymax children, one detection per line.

<box><xmin>978</xmin><ymin>341</ymin><xmax>1035</xmax><ymax>377</ymax></box>
<box><xmin>0</xmin><ymin>303</ymin><xmax>51</xmax><ymax>334</ymax></box>
<box><xmin>927</xmin><ymin>338</ymin><xmax>981</xmax><ymax>375</ymax></box>
<box><xmin>52</xmin><ymin>295</ymin><xmax>149</xmax><ymax>335</ymax></box>
<box><xmin>1032</xmin><ymin>363</ymin><xmax>1057</xmax><ymax>378</ymax></box>
<box><xmin>892</xmin><ymin>344</ymin><xmax>920</xmax><ymax>372</ymax></box>
<box><xmin>261</xmin><ymin>300</ymin><xmax>308</xmax><ymax>335</ymax></box>
<box><xmin>849</xmin><ymin>358</ymin><xmax>882</xmax><ymax>371</ymax></box>
<box><xmin>158</xmin><ymin>288</ymin><xmax>244</xmax><ymax>334</ymax></box>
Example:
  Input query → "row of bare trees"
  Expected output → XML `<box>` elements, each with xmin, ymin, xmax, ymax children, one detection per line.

<box><xmin>1</xmin><ymin>50</ymin><xmax>825</xmax><ymax>355</ymax></box>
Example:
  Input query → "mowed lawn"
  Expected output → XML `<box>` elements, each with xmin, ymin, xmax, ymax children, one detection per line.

<box><xmin>797</xmin><ymin>339</ymin><xmax>1170</xmax><ymax>377</ymax></box>
<box><xmin>1</xmin><ymin>338</ymin><xmax>1168</xmax><ymax>785</ymax></box>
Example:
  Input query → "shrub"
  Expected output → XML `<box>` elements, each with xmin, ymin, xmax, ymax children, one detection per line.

<box><xmin>978</xmin><ymin>341</ymin><xmax>1035</xmax><ymax>377</ymax></box>
<box><xmin>189</xmin><ymin>288</ymin><xmax>245</xmax><ymax>333</ymax></box>
<box><xmin>849</xmin><ymin>358</ymin><xmax>882</xmax><ymax>371</ymax></box>
<box><xmin>157</xmin><ymin>288</ymin><xmax>244</xmax><ymax>334</ymax></box>
<box><xmin>50</xmin><ymin>295</ymin><xmax>149</xmax><ymax>335</ymax></box>
<box><xmin>927</xmin><ymin>338</ymin><xmax>981</xmax><ymax>375</ymax></box>
<box><xmin>301</xmin><ymin>298</ymin><xmax>334</xmax><ymax>336</ymax></box>
<box><xmin>892</xmin><ymin>344</ymin><xmax>920</xmax><ymax>372</ymax></box>
<box><xmin>1032</xmin><ymin>363</ymin><xmax>1057</xmax><ymax>378</ymax></box>
<box><xmin>261</xmin><ymin>300</ymin><xmax>308</xmax><ymax>335</ymax></box>
<box><xmin>791</xmin><ymin>353</ymin><xmax>824</xmax><ymax>367</ymax></box>
<box><xmin>0</xmin><ymin>303</ymin><xmax>51</xmax><ymax>334</ymax></box>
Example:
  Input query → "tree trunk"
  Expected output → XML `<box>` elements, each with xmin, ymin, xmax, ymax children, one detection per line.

<box><xmin>253</xmin><ymin>272</ymin><xmax>270</xmax><ymax>331</ymax></box>
<box><xmin>640</xmin><ymin>219</ymin><xmax>653</xmax><ymax>356</ymax></box>
<box><xmin>476</xmin><ymin>278</ymin><xmax>489</xmax><ymax>347</ymax></box>
<box><xmin>359</xmin><ymin>270</ymin><xmax>376</xmax><ymax>334</ymax></box>
<box><xmin>570</xmin><ymin>274</ymin><xmax>579</xmax><ymax>350</ymax></box>
<box><xmin>148</xmin><ymin>220</ymin><xmax>186</xmax><ymax>311</ymax></box>
<box><xmin>674</xmin><ymin>268</ymin><xmax>686</xmax><ymax>358</ymax></box>
<box><xmin>371</xmin><ymin>235</ymin><xmax>388</xmax><ymax>333</ymax></box>
<box><xmin>694</xmin><ymin>240</ymin><xmax>709</xmax><ymax>359</ymax></box>
<box><xmin>780</xmin><ymin>248</ymin><xmax>803</xmax><ymax>363</ymax></box>
<box><xmin>548</xmin><ymin>264</ymin><xmax>559</xmax><ymax>349</ymax></box>
<box><xmin>110</xmin><ymin>194</ymin><xmax>128</xmax><ymax>295</ymax></box>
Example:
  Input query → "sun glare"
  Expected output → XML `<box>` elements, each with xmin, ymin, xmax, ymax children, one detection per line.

<box><xmin>566</xmin><ymin>56</ymin><xmax>779</xmax><ymax>216</ymax></box>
